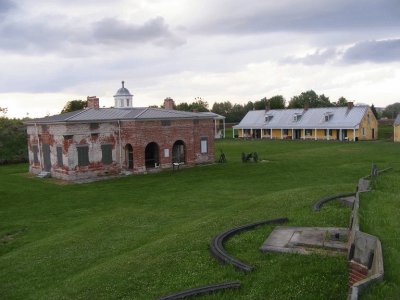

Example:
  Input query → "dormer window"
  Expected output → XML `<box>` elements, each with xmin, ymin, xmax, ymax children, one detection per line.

<box><xmin>324</xmin><ymin>112</ymin><xmax>333</xmax><ymax>122</ymax></box>
<box><xmin>265</xmin><ymin>115</ymin><xmax>273</xmax><ymax>122</ymax></box>
<box><xmin>293</xmin><ymin>113</ymin><xmax>302</xmax><ymax>122</ymax></box>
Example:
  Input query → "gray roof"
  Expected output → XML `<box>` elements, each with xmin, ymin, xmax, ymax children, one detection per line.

<box><xmin>233</xmin><ymin>106</ymin><xmax>369</xmax><ymax>130</ymax></box>
<box><xmin>394</xmin><ymin>114</ymin><xmax>400</xmax><ymax>125</ymax></box>
<box><xmin>25</xmin><ymin>107</ymin><xmax>215</xmax><ymax>124</ymax></box>
<box><xmin>199</xmin><ymin>112</ymin><xmax>225</xmax><ymax>119</ymax></box>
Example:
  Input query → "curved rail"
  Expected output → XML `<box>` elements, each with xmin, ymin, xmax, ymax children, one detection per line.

<box><xmin>210</xmin><ymin>217</ymin><xmax>289</xmax><ymax>272</ymax></box>
<box><xmin>312</xmin><ymin>192</ymin><xmax>356</xmax><ymax>212</ymax></box>
<box><xmin>157</xmin><ymin>281</ymin><xmax>241</xmax><ymax>300</ymax></box>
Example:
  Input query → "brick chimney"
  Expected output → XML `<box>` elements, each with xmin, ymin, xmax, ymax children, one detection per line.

<box><xmin>87</xmin><ymin>96</ymin><xmax>99</xmax><ymax>109</ymax></box>
<box><xmin>164</xmin><ymin>97</ymin><xmax>175</xmax><ymax>110</ymax></box>
<box><xmin>347</xmin><ymin>101</ymin><xmax>354</xmax><ymax>110</ymax></box>
<box><xmin>304</xmin><ymin>102</ymin><xmax>309</xmax><ymax>110</ymax></box>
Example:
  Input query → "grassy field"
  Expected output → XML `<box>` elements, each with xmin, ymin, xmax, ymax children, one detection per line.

<box><xmin>1</xmin><ymin>139</ymin><xmax>399</xmax><ymax>299</ymax></box>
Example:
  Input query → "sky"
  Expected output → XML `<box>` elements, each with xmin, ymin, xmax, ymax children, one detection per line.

<box><xmin>0</xmin><ymin>0</ymin><xmax>399</xmax><ymax>118</ymax></box>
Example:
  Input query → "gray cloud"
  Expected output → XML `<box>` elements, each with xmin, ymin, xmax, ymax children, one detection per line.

<box><xmin>196</xmin><ymin>0</ymin><xmax>400</xmax><ymax>35</ymax></box>
<box><xmin>283</xmin><ymin>39</ymin><xmax>400</xmax><ymax>65</ymax></box>
<box><xmin>93</xmin><ymin>17</ymin><xmax>185</xmax><ymax>47</ymax></box>
<box><xmin>0</xmin><ymin>16</ymin><xmax>184</xmax><ymax>54</ymax></box>
<box><xmin>283</xmin><ymin>48</ymin><xmax>339</xmax><ymax>65</ymax></box>
<box><xmin>342</xmin><ymin>39</ymin><xmax>400</xmax><ymax>63</ymax></box>
<box><xmin>0</xmin><ymin>0</ymin><xmax>15</xmax><ymax>15</ymax></box>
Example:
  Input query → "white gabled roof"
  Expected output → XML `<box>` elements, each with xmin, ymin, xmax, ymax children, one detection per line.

<box><xmin>394</xmin><ymin>114</ymin><xmax>400</xmax><ymax>125</ymax></box>
<box><xmin>233</xmin><ymin>106</ymin><xmax>369</xmax><ymax>130</ymax></box>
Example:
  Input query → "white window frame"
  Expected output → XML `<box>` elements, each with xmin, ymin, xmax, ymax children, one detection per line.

<box><xmin>200</xmin><ymin>138</ymin><xmax>208</xmax><ymax>154</ymax></box>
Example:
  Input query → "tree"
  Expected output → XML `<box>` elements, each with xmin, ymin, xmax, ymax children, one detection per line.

<box><xmin>175</xmin><ymin>102</ymin><xmax>190</xmax><ymax>111</ymax></box>
<box><xmin>382</xmin><ymin>102</ymin><xmax>400</xmax><ymax>119</ymax></box>
<box><xmin>334</xmin><ymin>97</ymin><xmax>348</xmax><ymax>107</ymax></box>
<box><xmin>268</xmin><ymin>95</ymin><xmax>286</xmax><ymax>109</ymax></box>
<box><xmin>190</xmin><ymin>97</ymin><xmax>209</xmax><ymax>112</ymax></box>
<box><xmin>61</xmin><ymin>100</ymin><xmax>87</xmax><ymax>114</ymax></box>
<box><xmin>288</xmin><ymin>90</ymin><xmax>333</xmax><ymax>108</ymax></box>
<box><xmin>370</xmin><ymin>104</ymin><xmax>379</xmax><ymax>119</ymax></box>
<box><xmin>0</xmin><ymin>117</ymin><xmax>28</xmax><ymax>164</ymax></box>
<box><xmin>212</xmin><ymin>101</ymin><xmax>233</xmax><ymax>117</ymax></box>
<box><xmin>0</xmin><ymin>107</ymin><xmax>7</xmax><ymax>115</ymax></box>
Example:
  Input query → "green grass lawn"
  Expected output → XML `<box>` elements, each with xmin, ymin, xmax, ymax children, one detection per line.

<box><xmin>1</xmin><ymin>140</ymin><xmax>399</xmax><ymax>299</ymax></box>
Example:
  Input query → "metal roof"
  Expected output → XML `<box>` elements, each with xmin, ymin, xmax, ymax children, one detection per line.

<box><xmin>114</xmin><ymin>81</ymin><xmax>133</xmax><ymax>97</ymax></box>
<box><xmin>394</xmin><ymin>114</ymin><xmax>400</xmax><ymax>125</ymax></box>
<box><xmin>233</xmin><ymin>106</ymin><xmax>369</xmax><ymax>130</ymax></box>
<box><xmin>24</xmin><ymin>107</ymin><xmax>216</xmax><ymax>124</ymax></box>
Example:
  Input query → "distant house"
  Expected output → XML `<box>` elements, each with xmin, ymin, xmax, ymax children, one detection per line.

<box><xmin>232</xmin><ymin>102</ymin><xmax>378</xmax><ymax>141</ymax></box>
<box><xmin>24</xmin><ymin>82</ymin><xmax>216</xmax><ymax>181</ymax></box>
<box><xmin>394</xmin><ymin>114</ymin><xmax>400</xmax><ymax>142</ymax></box>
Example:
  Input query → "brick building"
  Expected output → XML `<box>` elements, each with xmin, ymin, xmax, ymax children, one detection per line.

<box><xmin>25</xmin><ymin>82</ymin><xmax>215</xmax><ymax>181</ymax></box>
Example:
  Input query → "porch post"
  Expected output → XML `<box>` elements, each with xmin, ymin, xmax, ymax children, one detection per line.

<box><xmin>327</xmin><ymin>129</ymin><xmax>330</xmax><ymax>141</ymax></box>
<box><xmin>281</xmin><ymin>129</ymin><xmax>283</xmax><ymax>139</ymax></box>
<box><xmin>353</xmin><ymin>128</ymin><xmax>356</xmax><ymax>141</ymax></box>
<box><xmin>339</xmin><ymin>129</ymin><xmax>342</xmax><ymax>141</ymax></box>
<box><xmin>223</xmin><ymin>119</ymin><xmax>226</xmax><ymax>138</ymax></box>
<box><xmin>232</xmin><ymin>128</ymin><xmax>235</xmax><ymax>138</ymax></box>
<box><xmin>303</xmin><ymin>128</ymin><xmax>305</xmax><ymax>140</ymax></box>
<box><xmin>270</xmin><ymin>129</ymin><xmax>273</xmax><ymax>140</ymax></box>
<box><xmin>315</xmin><ymin>128</ymin><xmax>317</xmax><ymax>140</ymax></box>
<box><xmin>292</xmin><ymin>128</ymin><xmax>294</xmax><ymax>140</ymax></box>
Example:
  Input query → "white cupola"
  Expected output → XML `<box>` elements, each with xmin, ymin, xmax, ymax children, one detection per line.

<box><xmin>114</xmin><ymin>81</ymin><xmax>133</xmax><ymax>108</ymax></box>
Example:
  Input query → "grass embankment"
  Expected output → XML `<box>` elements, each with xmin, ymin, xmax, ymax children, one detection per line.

<box><xmin>1</xmin><ymin>140</ymin><xmax>399</xmax><ymax>299</ymax></box>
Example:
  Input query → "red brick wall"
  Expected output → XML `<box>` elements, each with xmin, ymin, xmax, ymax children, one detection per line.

<box><xmin>348</xmin><ymin>260</ymin><xmax>368</xmax><ymax>287</ymax></box>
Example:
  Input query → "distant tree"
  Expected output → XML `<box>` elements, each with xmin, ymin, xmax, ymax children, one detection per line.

<box><xmin>0</xmin><ymin>107</ymin><xmax>7</xmax><ymax>115</ymax></box>
<box><xmin>0</xmin><ymin>117</ymin><xmax>27</xmax><ymax>164</ymax></box>
<box><xmin>288</xmin><ymin>90</ymin><xmax>333</xmax><ymax>108</ymax></box>
<box><xmin>190</xmin><ymin>97</ymin><xmax>209</xmax><ymax>112</ymax></box>
<box><xmin>334</xmin><ymin>97</ymin><xmax>349</xmax><ymax>107</ymax></box>
<box><xmin>382</xmin><ymin>102</ymin><xmax>400</xmax><ymax>119</ymax></box>
<box><xmin>175</xmin><ymin>102</ymin><xmax>190</xmax><ymax>111</ymax></box>
<box><xmin>149</xmin><ymin>105</ymin><xmax>159</xmax><ymax>108</ymax></box>
<box><xmin>253</xmin><ymin>97</ymin><xmax>268</xmax><ymax>110</ymax></box>
<box><xmin>370</xmin><ymin>104</ymin><xmax>379</xmax><ymax>119</ymax></box>
<box><xmin>229</xmin><ymin>104</ymin><xmax>247</xmax><ymax>123</ymax></box>
<box><xmin>268</xmin><ymin>95</ymin><xmax>286</xmax><ymax>109</ymax></box>
<box><xmin>61</xmin><ymin>100</ymin><xmax>87</xmax><ymax>114</ymax></box>
<box><xmin>212</xmin><ymin>101</ymin><xmax>233</xmax><ymax>117</ymax></box>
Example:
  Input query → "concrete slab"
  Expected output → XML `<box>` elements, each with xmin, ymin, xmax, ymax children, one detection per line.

<box><xmin>260</xmin><ymin>226</ymin><xmax>348</xmax><ymax>255</ymax></box>
<box><xmin>340</xmin><ymin>196</ymin><xmax>356</xmax><ymax>207</ymax></box>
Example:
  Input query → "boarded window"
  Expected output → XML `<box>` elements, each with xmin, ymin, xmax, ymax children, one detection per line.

<box><xmin>77</xmin><ymin>146</ymin><xmax>89</xmax><ymax>167</ymax></box>
<box><xmin>200</xmin><ymin>138</ymin><xmax>208</xmax><ymax>154</ymax></box>
<box><xmin>56</xmin><ymin>146</ymin><xmax>63</xmax><ymax>167</ymax></box>
<box><xmin>161</xmin><ymin>120</ymin><xmax>171</xmax><ymax>126</ymax></box>
<box><xmin>90</xmin><ymin>123</ymin><xmax>99</xmax><ymax>130</ymax></box>
<box><xmin>101</xmin><ymin>144</ymin><xmax>113</xmax><ymax>165</ymax></box>
<box><xmin>32</xmin><ymin>145</ymin><xmax>39</xmax><ymax>164</ymax></box>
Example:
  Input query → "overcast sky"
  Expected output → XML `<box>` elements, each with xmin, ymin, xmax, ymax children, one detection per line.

<box><xmin>0</xmin><ymin>0</ymin><xmax>399</xmax><ymax>118</ymax></box>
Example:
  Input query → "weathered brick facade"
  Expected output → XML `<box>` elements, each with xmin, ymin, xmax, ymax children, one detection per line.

<box><xmin>27</xmin><ymin>116</ymin><xmax>215</xmax><ymax>181</ymax></box>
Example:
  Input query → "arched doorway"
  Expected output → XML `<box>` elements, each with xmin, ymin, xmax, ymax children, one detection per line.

<box><xmin>172</xmin><ymin>140</ymin><xmax>185</xmax><ymax>163</ymax></box>
<box><xmin>125</xmin><ymin>144</ymin><xmax>133</xmax><ymax>169</ymax></box>
<box><xmin>145</xmin><ymin>142</ymin><xmax>160</xmax><ymax>168</ymax></box>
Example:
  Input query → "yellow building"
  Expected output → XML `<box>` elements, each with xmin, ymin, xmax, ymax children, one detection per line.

<box><xmin>394</xmin><ymin>114</ymin><xmax>400</xmax><ymax>142</ymax></box>
<box><xmin>233</xmin><ymin>103</ymin><xmax>378</xmax><ymax>141</ymax></box>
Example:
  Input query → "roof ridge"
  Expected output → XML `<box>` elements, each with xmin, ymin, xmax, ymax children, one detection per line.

<box><xmin>65</xmin><ymin>108</ymin><xmax>90</xmax><ymax>121</ymax></box>
<box><xmin>134</xmin><ymin>107</ymin><xmax>150</xmax><ymax>119</ymax></box>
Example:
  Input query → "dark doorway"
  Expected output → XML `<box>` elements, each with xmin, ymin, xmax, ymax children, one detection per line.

<box><xmin>172</xmin><ymin>140</ymin><xmax>185</xmax><ymax>163</ymax></box>
<box><xmin>294</xmin><ymin>129</ymin><xmax>301</xmax><ymax>140</ymax></box>
<box><xmin>145</xmin><ymin>142</ymin><xmax>160</xmax><ymax>168</ymax></box>
<box><xmin>336</xmin><ymin>130</ymin><xmax>340</xmax><ymax>140</ymax></box>
<box><xmin>42</xmin><ymin>144</ymin><xmax>51</xmax><ymax>172</ymax></box>
<box><xmin>252</xmin><ymin>129</ymin><xmax>261</xmax><ymax>139</ymax></box>
<box><xmin>125</xmin><ymin>144</ymin><xmax>133</xmax><ymax>169</ymax></box>
<box><xmin>342</xmin><ymin>129</ymin><xmax>348</xmax><ymax>141</ymax></box>
<box><xmin>372</xmin><ymin>128</ymin><xmax>375</xmax><ymax>140</ymax></box>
